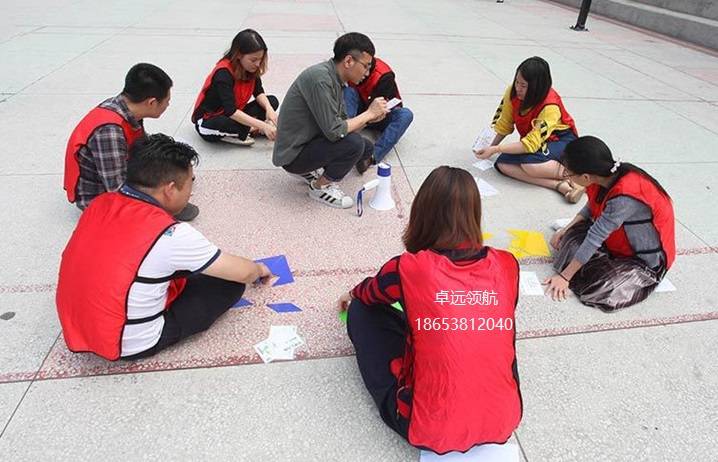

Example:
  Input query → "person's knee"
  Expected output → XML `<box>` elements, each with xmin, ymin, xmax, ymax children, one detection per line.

<box><xmin>267</xmin><ymin>95</ymin><xmax>280</xmax><ymax>110</ymax></box>
<box><xmin>343</xmin><ymin>133</ymin><xmax>368</xmax><ymax>157</ymax></box>
<box><xmin>396</xmin><ymin>107</ymin><xmax>413</xmax><ymax>126</ymax></box>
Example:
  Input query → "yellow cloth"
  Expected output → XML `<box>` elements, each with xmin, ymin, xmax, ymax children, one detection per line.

<box><xmin>491</xmin><ymin>86</ymin><xmax>571</xmax><ymax>153</ymax></box>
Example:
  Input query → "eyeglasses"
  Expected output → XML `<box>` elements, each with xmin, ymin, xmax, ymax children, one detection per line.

<box><xmin>352</xmin><ymin>56</ymin><xmax>372</xmax><ymax>71</ymax></box>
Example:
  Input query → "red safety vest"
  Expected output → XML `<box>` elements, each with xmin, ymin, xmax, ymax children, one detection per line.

<box><xmin>351</xmin><ymin>57</ymin><xmax>401</xmax><ymax>104</ymax></box>
<box><xmin>64</xmin><ymin>107</ymin><xmax>144</xmax><ymax>203</ymax></box>
<box><xmin>192</xmin><ymin>58</ymin><xmax>256</xmax><ymax>123</ymax></box>
<box><xmin>586</xmin><ymin>171</ymin><xmax>676</xmax><ymax>269</ymax></box>
<box><xmin>511</xmin><ymin>88</ymin><xmax>577</xmax><ymax>140</ymax></box>
<box><xmin>394</xmin><ymin>247</ymin><xmax>522</xmax><ymax>454</ymax></box>
<box><xmin>56</xmin><ymin>191</ymin><xmax>187</xmax><ymax>361</ymax></box>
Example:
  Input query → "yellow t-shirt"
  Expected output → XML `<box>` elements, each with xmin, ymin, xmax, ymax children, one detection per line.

<box><xmin>491</xmin><ymin>86</ymin><xmax>571</xmax><ymax>153</ymax></box>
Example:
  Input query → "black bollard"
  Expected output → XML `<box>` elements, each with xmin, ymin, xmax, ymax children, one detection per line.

<box><xmin>570</xmin><ymin>0</ymin><xmax>592</xmax><ymax>31</ymax></box>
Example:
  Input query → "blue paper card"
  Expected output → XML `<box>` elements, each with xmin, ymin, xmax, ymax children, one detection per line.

<box><xmin>267</xmin><ymin>302</ymin><xmax>302</xmax><ymax>313</ymax></box>
<box><xmin>231</xmin><ymin>298</ymin><xmax>253</xmax><ymax>309</ymax></box>
<box><xmin>255</xmin><ymin>255</ymin><xmax>294</xmax><ymax>286</ymax></box>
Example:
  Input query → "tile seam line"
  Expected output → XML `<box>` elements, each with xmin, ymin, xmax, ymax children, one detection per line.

<box><xmin>0</xmin><ymin>332</ymin><xmax>60</xmax><ymax>439</ymax></box>
<box><xmin>3</xmin><ymin>313</ymin><xmax>717</xmax><ymax>385</ymax></box>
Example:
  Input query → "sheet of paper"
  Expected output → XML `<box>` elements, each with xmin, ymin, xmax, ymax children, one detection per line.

<box><xmin>386</xmin><ymin>97</ymin><xmax>401</xmax><ymax>110</ymax></box>
<box><xmin>472</xmin><ymin>127</ymin><xmax>495</xmax><ymax>152</ymax></box>
<box><xmin>654</xmin><ymin>278</ymin><xmax>676</xmax><ymax>293</ymax></box>
<box><xmin>520</xmin><ymin>271</ymin><xmax>545</xmax><ymax>296</ymax></box>
<box><xmin>473</xmin><ymin>159</ymin><xmax>495</xmax><ymax>171</ymax></box>
<box><xmin>339</xmin><ymin>310</ymin><xmax>348</xmax><ymax>324</ymax></box>
<box><xmin>507</xmin><ymin>229</ymin><xmax>551</xmax><ymax>258</ymax></box>
<box><xmin>255</xmin><ymin>255</ymin><xmax>294</xmax><ymax>286</ymax></box>
<box><xmin>254</xmin><ymin>339</ymin><xmax>275</xmax><ymax>364</ymax></box>
<box><xmin>231</xmin><ymin>298</ymin><xmax>253</xmax><ymax>309</ymax></box>
<box><xmin>475</xmin><ymin>178</ymin><xmax>499</xmax><ymax>197</ymax></box>
<box><xmin>420</xmin><ymin>443</ymin><xmax>519</xmax><ymax>462</ymax></box>
<box><xmin>551</xmin><ymin>218</ymin><xmax>572</xmax><ymax>231</ymax></box>
<box><xmin>267</xmin><ymin>302</ymin><xmax>303</xmax><ymax>313</ymax></box>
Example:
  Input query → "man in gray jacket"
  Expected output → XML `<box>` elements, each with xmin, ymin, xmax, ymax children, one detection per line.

<box><xmin>272</xmin><ymin>33</ymin><xmax>389</xmax><ymax>209</ymax></box>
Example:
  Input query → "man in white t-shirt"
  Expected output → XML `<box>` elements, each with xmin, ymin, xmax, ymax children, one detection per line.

<box><xmin>56</xmin><ymin>134</ymin><xmax>272</xmax><ymax>361</ymax></box>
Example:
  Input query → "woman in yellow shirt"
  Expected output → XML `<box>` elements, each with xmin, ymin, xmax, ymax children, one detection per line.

<box><xmin>475</xmin><ymin>57</ymin><xmax>583</xmax><ymax>203</ymax></box>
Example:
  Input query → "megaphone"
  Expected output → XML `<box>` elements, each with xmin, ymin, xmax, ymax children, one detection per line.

<box><xmin>370</xmin><ymin>162</ymin><xmax>395</xmax><ymax>211</ymax></box>
<box><xmin>355</xmin><ymin>162</ymin><xmax>396</xmax><ymax>216</ymax></box>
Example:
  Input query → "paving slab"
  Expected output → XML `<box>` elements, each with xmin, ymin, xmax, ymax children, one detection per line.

<box><xmin>0</xmin><ymin>382</ymin><xmax>29</xmax><ymax>431</ymax></box>
<box><xmin>0</xmin><ymin>292</ymin><xmax>60</xmax><ymax>383</ymax></box>
<box><xmin>516</xmin><ymin>321</ymin><xmax>718</xmax><ymax>461</ymax></box>
<box><xmin>2</xmin><ymin>358</ymin><xmax>419</xmax><ymax>461</ymax></box>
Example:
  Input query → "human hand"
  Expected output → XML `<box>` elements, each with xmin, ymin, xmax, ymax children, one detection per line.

<box><xmin>543</xmin><ymin>275</ymin><xmax>570</xmax><ymax>301</ymax></box>
<box><xmin>550</xmin><ymin>228</ymin><xmax>567</xmax><ymax>250</ymax></box>
<box><xmin>338</xmin><ymin>291</ymin><xmax>353</xmax><ymax>312</ymax></box>
<box><xmin>262</xmin><ymin>122</ymin><xmax>277</xmax><ymax>141</ymax></box>
<box><xmin>255</xmin><ymin>263</ymin><xmax>274</xmax><ymax>286</ymax></box>
<box><xmin>266</xmin><ymin>110</ymin><xmax>278</xmax><ymax>126</ymax></box>
<box><xmin>474</xmin><ymin>145</ymin><xmax>497</xmax><ymax>159</ymax></box>
<box><xmin>367</xmin><ymin>97</ymin><xmax>389</xmax><ymax>120</ymax></box>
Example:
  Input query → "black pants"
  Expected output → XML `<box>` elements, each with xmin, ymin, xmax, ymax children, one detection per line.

<box><xmin>195</xmin><ymin>96</ymin><xmax>279</xmax><ymax>142</ymax></box>
<box><xmin>347</xmin><ymin>298</ymin><xmax>409</xmax><ymax>439</ymax></box>
<box><xmin>123</xmin><ymin>274</ymin><xmax>246</xmax><ymax>360</ymax></box>
<box><xmin>283</xmin><ymin>132</ymin><xmax>373</xmax><ymax>182</ymax></box>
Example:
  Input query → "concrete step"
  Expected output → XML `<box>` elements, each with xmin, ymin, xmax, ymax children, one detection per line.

<box><xmin>551</xmin><ymin>0</ymin><xmax>718</xmax><ymax>50</ymax></box>
<box><xmin>633</xmin><ymin>0</ymin><xmax>718</xmax><ymax>21</ymax></box>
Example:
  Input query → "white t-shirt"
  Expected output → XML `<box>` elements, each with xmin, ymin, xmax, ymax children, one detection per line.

<box><xmin>121</xmin><ymin>223</ymin><xmax>219</xmax><ymax>357</ymax></box>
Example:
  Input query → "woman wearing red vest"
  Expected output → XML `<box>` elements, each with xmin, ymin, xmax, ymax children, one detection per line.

<box><xmin>192</xmin><ymin>29</ymin><xmax>279</xmax><ymax>146</ymax></box>
<box><xmin>474</xmin><ymin>56</ymin><xmax>584</xmax><ymax>203</ymax></box>
<box><xmin>546</xmin><ymin>136</ymin><xmax>676</xmax><ymax>311</ymax></box>
<box><xmin>338</xmin><ymin>166</ymin><xmax>522</xmax><ymax>454</ymax></box>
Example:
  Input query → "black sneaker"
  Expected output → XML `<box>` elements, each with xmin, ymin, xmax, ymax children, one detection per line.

<box><xmin>174</xmin><ymin>203</ymin><xmax>200</xmax><ymax>222</ymax></box>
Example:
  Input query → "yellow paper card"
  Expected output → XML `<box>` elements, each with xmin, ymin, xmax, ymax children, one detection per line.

<box><xmin>507</xmin><ymin>229</ymin><xmax>551</xmax><ymax>258</ymax></box>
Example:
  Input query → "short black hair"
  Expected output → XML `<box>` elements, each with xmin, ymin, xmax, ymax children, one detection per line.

<box><xmin>126</xmin><ymin>134</ymin><xmax>198</xmax><ymax>189</ymax></box>
<box><xmin>332</xmin><ymin>32</ymin><xmax>375</xmax><ymax>62</ymax></box>
<box><xmin>512</xmin><ymin>56</ymin><xmax>552</xmax><ymax>112</ymax></box>
<box><xmin>122</xmin><ymin>63</ymin><xmax>173</xmax><ymax>103</ymax></box>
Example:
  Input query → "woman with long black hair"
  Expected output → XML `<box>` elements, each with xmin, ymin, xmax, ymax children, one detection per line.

<box><xmin>192</xmin><ymin>29</ymin><xmax>279</xmax><ymax>146</ymax></box>
<box><xmin>545</xmin><ymin>136</ymin><xmax>676</xmax><ymax>311</ymax></box>
<box><xmin>474</xmin><ymin>56</ymin><xmax>583</xmax><ymax>203</ymax></box>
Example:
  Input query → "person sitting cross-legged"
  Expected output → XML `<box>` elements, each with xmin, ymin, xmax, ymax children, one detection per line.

<box><xmin>56</xmin><ymin>134</ymin><xmax>273</xmax><ymax>361</ymax></box>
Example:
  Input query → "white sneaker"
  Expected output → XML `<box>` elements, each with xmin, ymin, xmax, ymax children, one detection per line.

<box><xmin>309</xmin><ymin>180</ymin><xmax>353</xmax><ymax>209</ymax></box>
<box><xmin>220</xmin><ymin>135</ymin><xmax>255</xmax><ymax>146</ymax></box>
<box><xmin>289</xmin><ymin>170</ymin><xmax>321</xmax><ymax>185</ymax></box>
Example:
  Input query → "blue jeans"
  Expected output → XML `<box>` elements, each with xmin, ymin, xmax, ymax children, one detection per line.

<box><xmin>343</xmin><ymin>86</ymin><xmax>414</xmax><ymax>162</ymax></box>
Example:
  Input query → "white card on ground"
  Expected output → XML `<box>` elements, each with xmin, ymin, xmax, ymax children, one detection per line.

<box><xmin>386</xmin><ymin>97</ymin><xmax>401</xmax><ymax>110</ymax></box>
<box><xmin>473</xmin><ymin>159</ymin><xmax>495</xmax><ymax>171</ymax></box>
<box><xmin>420</xmin><ymin>443</ymin><xmax>519</xmax><ymax>462</ymax></box>
<box><xmin>475</xmin><ymin>178</ymin><xmax>499</xmax><ymax>197</ymax></box>
<box><xmin>472</xmin><ymin>127</ymin><xmax>495</xmax><ymax>152</ymax></box>
<box><xmin>551</xmin><ymin>218</ymin><xmax>572</xmax><ymax>231</ymax></box>
<box><xmin>520</xmin><ymin>271</ymin><xmax>544</xmax><ymax>296</ymax></box>
<box><xmin>655</xmin><ymin>278</ymin><xmax>676</xmax><ymax>293</ymax></box>
<box><xmin>254</xmin><ymin>339</ymin><xmax>275</xmax><ymax>364</ymax></box>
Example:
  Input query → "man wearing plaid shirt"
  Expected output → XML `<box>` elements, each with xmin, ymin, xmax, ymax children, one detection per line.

<box><xmin>65</xmin><ymin>63</ymin><xmax>199</xmax><ymax>221</ymax></box>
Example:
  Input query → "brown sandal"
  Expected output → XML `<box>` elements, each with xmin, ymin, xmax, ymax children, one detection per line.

<box><xmin>555</xmin><ymin>180</ymin><xmax>585</xmax><ymax>204</ymax></box>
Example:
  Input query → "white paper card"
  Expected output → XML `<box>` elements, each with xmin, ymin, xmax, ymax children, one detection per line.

<box><xmin>420</xmin><ymin>443</ymin><xmax>519</xmax><ymax>462</ymax></box>
<box><xmin>472</xmin><ymin>127</ymin><xmax>495</xmax><ymax>152</ymax></box>
<box><xmin>473</xmin><ymin>159</ymin><xmax>495</xmax><ymax>171</ymax></box>
<box><xmin>475</xmin><ymin>178</ymin><xmax>499</xmax><ymax>197</ymax></box>
<box><xmin>254</xmin><ymin>339</ymin><xmax>275</xmax><ymax>364</ymax></box>
<box><xmin>654</xmin><ymin>278</ymin><xmax>676</xmax><ymax>293</ymax></box>
<box><xmin>386</xmin><ymin>97</ymin><xmax>402</xmax><ymax>110</ymax></box>
<box><xmin>520</xmin><ymin>271</ymin><xmax>544</xmax><ymax>296</ymax></box>
<box><xmin>551</xmin><ymin>218</ymin><xmax>572</xmax><ymax>231</ymax></box>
